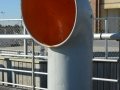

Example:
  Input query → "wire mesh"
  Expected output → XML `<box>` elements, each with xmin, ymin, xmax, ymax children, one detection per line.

<box><xmin>93</xmin><ymin>40</ymin><xmax>119</xmax><ymax>59</ymax></box>
<box><xmin>0</xmin><ymin>19</ymin><xmax>48</xmax><ymax>56</ymax></box>
<box><xmin>93</xmin><ymin>17</ymin><xmax>120</xmax><ymax>90</ymax></box>
<box><xmin>0</xmin><ymin>18</ymin><xmax>119</xmax><ymax>90</ymax></box>
<box><xmin>0</xmin><ymin>20</ymin><xmax>23</xmax><ymax>35</ymax></box>
<box><xmin>94</xmin><ymin>17</ymin><xmax>120</xmax><ymax>33</ymax></box>
<box><xmin>0</xmin><ymin>19</ymin><xmax>48</xmax><ymax>89</ymax></box>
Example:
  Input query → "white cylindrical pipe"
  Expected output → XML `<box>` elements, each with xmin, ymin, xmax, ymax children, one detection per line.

<box><xmin>48</xmin><ymin>0</ymin><xmax>93</xmax><ymax>90</ymax></box>
<box><xmin>48</xmin><ymin>41</ymin><xmax>92</xmax><ymax>90</ymax></box>
<box><xmin>21</xmin><ymin>0</ymin><xmax>93</xmax><ymax>89</ymax></box>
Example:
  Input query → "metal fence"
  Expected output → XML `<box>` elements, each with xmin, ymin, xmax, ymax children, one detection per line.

<box><xmin>0</xmin><ymin>19</ymin><xmax>48</xmax><ymax>90</ymax></box>
<box><xmin>94</xmin><ymin>17</ymin><xmax>120</xmax><ymax>33</ymax></box>
<box><xmin>93</xmin><ymin>17</ymin><xmax>120</xmax><ymax>90</ymax></box>
<box><xmin>0</xmin><ymin>18</ymin><xmax>119</xmax><ymax>90</ymax></box>
<box><xmin>0</xmin><ymin>19</ymin><xmax>48</xmax><ymax>56</ymax></box>
<box><xmin>0</xmin><ymin>36</ymin><xmax>48</xmax><ymax>90</ymax></box>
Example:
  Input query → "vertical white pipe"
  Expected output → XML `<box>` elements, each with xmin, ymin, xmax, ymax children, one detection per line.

<box><xmin>23</xmin><ymin>23</ymin><xmax>27</xmax><ymax>55</ymax></box>
<box><xmin>48</xmin><ymin>0</ymin><xmax>93</xmax><ymax>90</ymax></box>
<box><xmin>32</xmin><ymin>41</ymin><xmax>35</xmax><ymax>90</ymax></box>
<box><xmin>105</xmin><ymin>19</ymin><xmax>108</xmax><ymax>59</ymax></box>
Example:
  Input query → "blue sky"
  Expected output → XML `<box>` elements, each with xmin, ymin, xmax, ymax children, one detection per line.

<box><xmin>0</xmin><ymin>0</ymin><xmax>21</xmax><ymax>19</ymax></box>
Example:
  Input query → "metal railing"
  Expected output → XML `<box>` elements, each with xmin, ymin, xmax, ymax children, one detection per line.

<box><xmin>0</xmin><ymin>19</ymin><xmax>119</xmax><ymax>90</ymax></box>
<box><xmin>0</xmin><ymin>18</ymin><xmax>48</xmax><ymax>89</ymax></box>
<box><xmin>93</xmin><ymin>17</ymin><xmax>120</xmax><ymax>90</ymax></box>
<box><xmin>94</xmin><ymin>17</ymin><xmax>120</xmax><ymax>33</ymax></box>
<box><xmin>0</xmin><ymin>33</ymin><xmax>119</xmax><ymax>90</ymax></box>
<box><xmin>0</xmin><ymin>35</ymin><xmax>48</xmax><ymax>90</ymax></box>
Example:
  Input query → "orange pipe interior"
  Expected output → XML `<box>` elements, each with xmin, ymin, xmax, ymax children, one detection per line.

<box><xmin>22</xmin><ymin>0</ymin><xmax>76</xmax><ymax>46</ymax></box>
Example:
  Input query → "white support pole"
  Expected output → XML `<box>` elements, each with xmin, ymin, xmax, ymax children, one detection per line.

<box><xmin>48</xmin><ymin>39</ymin><xmax>93</xmax><ymax>90</ymax></box>
<box><xmin>105</xmin><ymin>19</ymin><xmax>108</xmax><ymax>59</ymax></box>
<box><xmin>48</xmin><ymin>0</ymin><xmax>93</xmax><ymax>90</ymax></box>
<box><xmin>23</xmin><ymin>23</ymin><xmax>28</xmax><ymax>55</ymax></box>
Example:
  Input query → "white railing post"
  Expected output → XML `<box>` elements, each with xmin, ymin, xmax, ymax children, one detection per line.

<box><xmin>23</xmin><ymin>22</ymin><xmax>27</xmax><ymax>55</ymax></box>
<box><xmin>32</xmin><ymin>40</ymin><xmax>35</xmax><ymax>90</ymax></box>
<box><xmin>105</xmin><ymin>18</ymin><xmax>109</xmax><ymax>59</ymax></box>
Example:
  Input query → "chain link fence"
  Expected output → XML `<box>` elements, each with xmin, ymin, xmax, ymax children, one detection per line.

<box><xmin>93</xmin><ymin>17</ymin><xmax>120</xmax><ymax>90</ymax></box>
<box><xmin>0</xmin><ymin>19</ymin><xmax>48</xmax><ymax>56</ymax></box>
<box><xmin>93</xmin><ymin>17</ymin><xmax>120</xmax><ymax>59</ymax></box>
<box><xmin>0</xmin><ymin>18</ymin><xmax>119</xmax><ymax>57</ymax></box>
<box><xmin>95</xmin><ymin>17</ymin><xmax>120</xmax><ymax>33</ymax></box>
<box><xmin>0</xmin><ymin>19</ymin><xmax>48</xmax><ymax>90</ymax></box>
<box><xmin>93</xmin><ymin>40</ymin><xmax>119</xmax><ymax>59</ymax></box>
<box><xmin>0</xmin><ymin>18</ymin><xmax>119</xmax><ymax>90</ymax></box>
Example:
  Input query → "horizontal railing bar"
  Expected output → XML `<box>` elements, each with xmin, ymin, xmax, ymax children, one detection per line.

<box><xmin>0</xmin><ymin>19</ymin><xmax>22</xmax><ymax>21</ymax></box>
<box><xmin>0</xmin><ymin>49</ymin><xmax>23</xmax><ymax>52</ymax></box>
<box><xmin>0</xmin><ymin>54</ymin><xmax>48</xmax><ymax>60</ymax></box>
<box><xmin>35</xmin><ymin>86</ymin><xmax>48</xmax><ymax>90</ymax></box>
<box><xmin>92</xmin><ymin>58</ymin><xmax>118</xmax><ymax>63</ymax></box>
<box><xmin>1</xmin><ymin>18</ymin><xmax>120</xmax><ymax>21</ymax></box>
<box><xmin>0</xmin><ymin>81</ymin><xmax>32</xmax><ymax>88</ymax></box>
<box><xmin>34</xmin><ymin>71</ymin><xmax>48</xmax><ymax>75</ymax></box>
<box><xmin>35</xmin><ymin>56</ymin><xmax>48</xmax><ymax>60</ymax></box>
<box><xmin>0</xmin><ymin>33</ymin><xmax>119</xmax><ymax>40</ymax></box>
<box><xmin>0</xmin><ymin>81</ymin><xmax>48</xmax><ymax>90</ymax></box>
<box><xmin>94</xmin><ymin>33</ymin><xmax>120</xmax><ymax>40</ymax></box>
<box><xmin>0</xmin><ymin>68</ymin><xmax>48</xmax><ymax>75</ymax></box>
<box><xmin>0</xmin><ymin>35</ymin><xmax>31</xmax><ymax>39</ymax></box>
<box><xmin>92</xmin><ymin>77</ymin><xmax>118</xmax><ymax>82</ymax></box>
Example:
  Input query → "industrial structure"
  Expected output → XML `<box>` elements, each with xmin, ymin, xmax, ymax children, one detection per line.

<box><xmin>0</xmin><ymin>0</ymin><xmax>119</xmax><ymax>90</ymax></box>
<box><xmin>22</xmin><ymin>0</ymin><xmax>93</xmax><ymax>90</ymax></box>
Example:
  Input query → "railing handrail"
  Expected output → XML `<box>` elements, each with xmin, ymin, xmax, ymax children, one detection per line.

<box><xmin>0</xmin><ymin>33</ymin><xmax>119</xmax><ymax>40</ymax></box>
<box><xmin>94</xmin><ymin>33</ymin><xmax>120</xmax><ymax>40</ymax></box>
<box><xmin>0</xmin><ymin>35</ymin><xmax>31</xmax><ymax>39</ymax></box>
<box><xmin>0</xmin><ymin>19</ymin><xmax>22</xmax><ymax>21</ymax></box>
